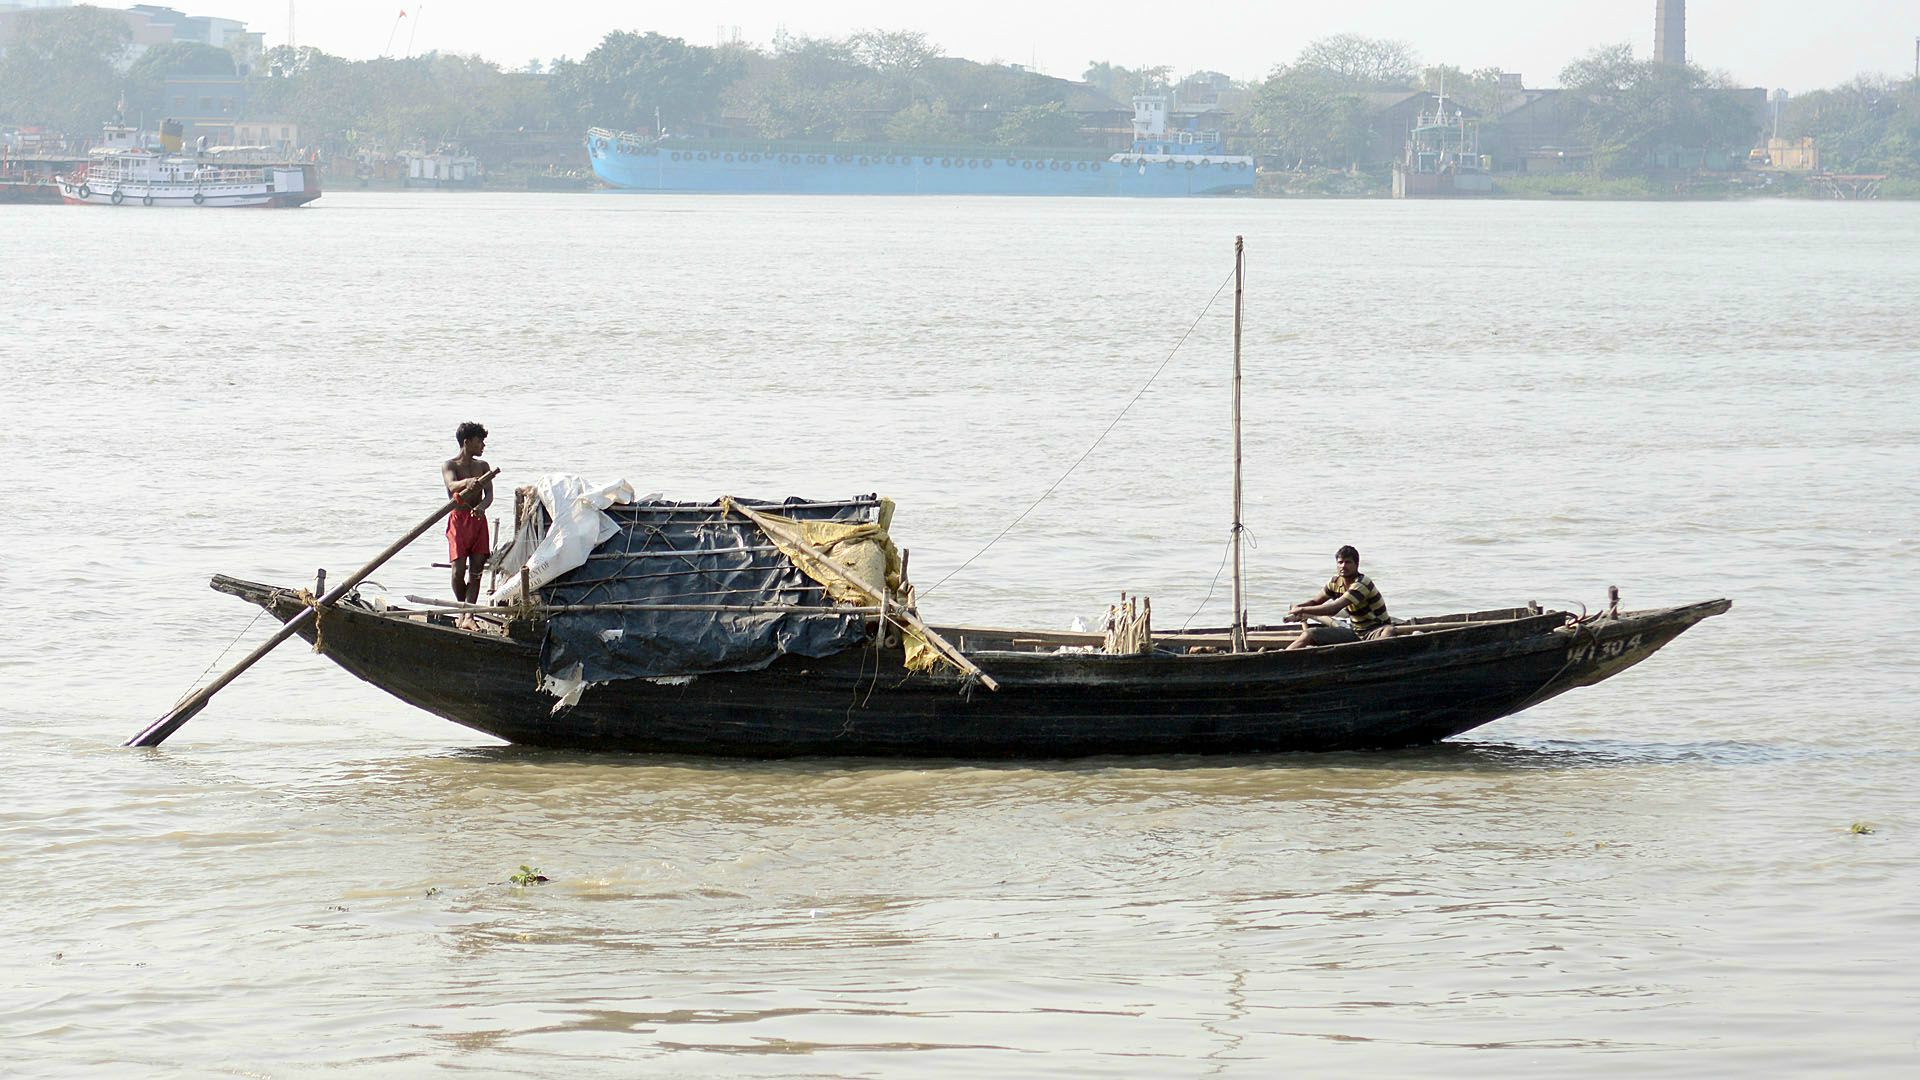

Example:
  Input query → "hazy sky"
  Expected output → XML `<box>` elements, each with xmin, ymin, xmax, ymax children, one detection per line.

<box><xmin>217</xmin><ymin>1</ymin><xmax>1914</xmax><ymax>92</ymax></box>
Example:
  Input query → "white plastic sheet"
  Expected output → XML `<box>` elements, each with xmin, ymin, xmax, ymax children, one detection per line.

<box><xmin>485</xmin><ymin>473</ymin><xmax>639</xmax><ymax>606</ymax></box>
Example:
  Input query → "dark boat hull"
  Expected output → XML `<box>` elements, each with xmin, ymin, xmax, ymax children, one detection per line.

<box><xmin>213</xmin><ymin>576</ymin><xmax>1728</xmax><ymax>758</ymax></box>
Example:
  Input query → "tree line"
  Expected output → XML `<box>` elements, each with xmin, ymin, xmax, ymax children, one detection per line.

<box><xmin>0</xmin><ymin>10</ymin><xmax>1099</xmax><ymax>152</ymax></box>
<box><xmin>1</xmin><ymin>5</ymin><xmax>1914</xmax><ymax>178</ymax></box>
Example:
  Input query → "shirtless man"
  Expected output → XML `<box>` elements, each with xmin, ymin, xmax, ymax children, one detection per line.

<box><xmin>442</xmin><ymin>422</ymin><xmax>494</xmax><ymax>622</ymax></box>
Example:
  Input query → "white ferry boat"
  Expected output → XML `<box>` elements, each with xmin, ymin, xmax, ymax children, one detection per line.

<box><xmin>57</xmin><ymin>146</ymin><xmax>321</xmax><ymax>208</ymax></box>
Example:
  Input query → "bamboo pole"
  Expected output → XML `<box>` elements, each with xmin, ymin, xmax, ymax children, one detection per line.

<box><xmin>125</xmin><ymin>468</ymin><xmax>500</xmax><ymax>748</ymax></box>
<box><xmin>1231</xmin><ymin>235</ymin><xmax>1247</xmax><ymax>654</ymax></box>
<box><xmin>564</xmin><ymin>562</ymin><xmax>819</xmax><ymax>584</ymax></box>
<box><xmin>724</xmin><ymin>498</ymin><xmax>1000</xmax><ymax>691</ymax></box>
<box><xmin>585</xmin><ymin>543</ymin><xmax>782</xmax><ymax>561</ymax></box>
<box><xmin>608</xmin><ymin>497</ymin><xmax>881</xmax><ymax>517</ymax></box>
<box><xmin>397</xmin><ymin>595</ymin><xmax>884</xmax><ymax>616</ymax></box>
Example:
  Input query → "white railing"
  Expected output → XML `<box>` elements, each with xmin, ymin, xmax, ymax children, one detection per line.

<box><xmin>86</xmin><ymin>162</ymin><xmax>267</xmax><ymax>187</ymax></box>
<box><xmin>587</xmin><ymin>127</ymin><xmax>654</xmax><ymax>155</ymax></box>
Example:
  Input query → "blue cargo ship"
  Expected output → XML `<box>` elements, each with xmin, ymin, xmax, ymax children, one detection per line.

<box><xmin>586</xmin><ymin>96</ymin><xmax>1254</xmax><ymax>197</ymax></box>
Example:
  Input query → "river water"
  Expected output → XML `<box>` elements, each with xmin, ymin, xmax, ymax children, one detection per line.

<box><xmin>1</xmin><ymin>192</ymin><xmax>1916</xmax><ymax>1076</ymax></box>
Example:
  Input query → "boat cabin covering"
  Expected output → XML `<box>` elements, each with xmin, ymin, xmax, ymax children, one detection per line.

<box><xmin>527</xmin><ymin>492</ymin><xmax>904</xmax><ymax>689</ymax></box>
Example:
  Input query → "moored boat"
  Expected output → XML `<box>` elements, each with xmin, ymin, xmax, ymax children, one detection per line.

<box><xmin>587</xmin><ymin>95</ymin><xmax>1254</xmax><ymax>197</ymax></box>
<box><xmin>1392</xmin><ymin>93</ymin><xmax>1493</xmax><ymax>199</ymax></box>
<box><xmin>57</xmin><ymin>146</ymin><xmax>320</xmax><ymax>208</ymax></box>
<box><xmin>0</xmin><ymin>178</ymin><xmax>61</xmax><ymax>204</ymax></box>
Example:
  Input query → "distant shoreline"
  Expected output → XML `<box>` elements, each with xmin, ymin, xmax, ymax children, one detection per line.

<box><xmin>317</xmin><ymin>185</ymin><xmax>1918</xmax><ymax>202</ymax></box>
<box><xmin>1255</xmin><ymin>172</ymin><xmax>1916</xmax><ymax>201</ymax></box>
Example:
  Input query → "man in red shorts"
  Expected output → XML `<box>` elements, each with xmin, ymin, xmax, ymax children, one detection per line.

<box><xmin>442</xmin><ymin>421</ymin><xmax>494</xmax><ymax>625</ymax></box>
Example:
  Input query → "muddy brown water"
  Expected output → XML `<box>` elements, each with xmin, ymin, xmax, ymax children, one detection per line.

<box><xmin>2</xmin><ymin>193</ymin><xmax>1916</xmax><ymax>1075</ymax></box>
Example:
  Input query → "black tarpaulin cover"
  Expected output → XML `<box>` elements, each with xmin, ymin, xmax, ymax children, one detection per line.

<box><xmin>538</xmin><ymin>495</ymin><xmax>883</xmax><ymax>686</ymax></box>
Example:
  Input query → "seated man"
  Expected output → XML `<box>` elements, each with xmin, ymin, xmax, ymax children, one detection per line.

<box><xmin>1287</xmin><ymin>545</ymin><xmax>1392</xmax><ymax>650</ymax></box>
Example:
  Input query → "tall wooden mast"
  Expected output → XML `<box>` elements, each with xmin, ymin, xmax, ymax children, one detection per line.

<box><xmin>1231</xmin><ymin>236</ymin><xmax>1247</xmax><ymax>653</ymax></box>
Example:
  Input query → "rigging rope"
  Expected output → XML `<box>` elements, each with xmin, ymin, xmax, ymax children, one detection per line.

<box><xmin>1180</xmin><ymin>525</ymin><xmax>1263</xmax><ymax>632</ymax></box>
<box><xmin>163</xmin><ymin>606</ymin><xmax>269</xmax><ymax>713</ymax></box>
<box><xmin>923</xmin><ymin>263</ymin><xmax>1240</xmax><ymax>597</ymax></box>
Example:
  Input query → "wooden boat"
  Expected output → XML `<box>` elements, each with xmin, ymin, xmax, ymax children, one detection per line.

<box><xmin>0</xmin><ymin>178</ymin><xmax>62</xmax><ymax>204</ymax></box>
<box><xmin>209</xmin><ymin>572</ymin><xmax>1727</xmax><ymax>758</ymax></box>
<box><xmin>137</xmin><ymin>238</ymin><xmax>1728</xmax><ymax>756</ymax></box>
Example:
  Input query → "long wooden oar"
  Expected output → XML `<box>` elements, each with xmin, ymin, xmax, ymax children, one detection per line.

<box><xmin>126</xmin><ymin>468</ymin><xmax>500</xmax><ymax>748</ymax></box>
<box><xmin>725</xmin><ymin>498</ymin><xmax>999</xmax><ymax>691</ymax></box>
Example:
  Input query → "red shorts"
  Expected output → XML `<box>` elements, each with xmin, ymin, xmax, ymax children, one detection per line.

<box><xmin>447</xmin><ymin>509</ymin><xmax>490</xmax><ymax>561</ymax></box>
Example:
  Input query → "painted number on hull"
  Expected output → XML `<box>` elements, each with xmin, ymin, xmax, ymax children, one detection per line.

<box><xmin>1569</xmin><ymin>633</ymin><xmax>1644</xmax><ymax>666</ymax></box>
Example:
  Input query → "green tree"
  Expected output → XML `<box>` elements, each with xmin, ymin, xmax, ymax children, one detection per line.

<box><xmin>768</xmin><ymin>34</ymin><xmax>862</xmax><ymax>84</ymax></box>
<box><xmin>1292</xmin><ymin>33</ymin><xmax>1419</xmax><ymax>91</ymax></box>
<box><xmin>884</xmin><ymin>101</ymin><xmax>966</xmax><ymax>143</ymax></box>
<box><xmin>1779</xmin><ymin>76</ymin><xmax>1920</xmax><ymax>176</ymax></box>
<box><xmin>1248</xmin><ymin>35</ymin><xmax>1421</xmax><ymax>168</ymax></box>
<box><xmin>549</xmin><ymin>31</ymin><xmax>739</xmax><ymax>132</ymax></box>
<box><xmin>1251</xmin><ymin>66</ymin><xmax>1374</xmax><ymax>167</ymax></box>
<box><xmin>1082</xmin><ymin>61</ymin><xmax>1171</xmax><ymax>99</ymax></box>
<box><xmin>849</xmin><ymin>30</ymin><xmax>939</xmax><ymax>76</ymax></box>
<box><xmin>1559</xmin><ymin>44</ymin><xmax>1760</xmax><ymax>174</ymax></box>
<box><xmin>248</xmin><ymin>48</ymin><xmax>371</xmax><ymax>149</ymax></box>
<box><xmin>0</xmin><ymin>4</ymin><xmax>132</xmax><ymax>132</ymax></box>
<box><xmin>244</xmin><ymin>46</ymin><xmax>573</xmax><ymax>154</ymax></box>
<box><xmin>1418</xmin><ymin>64</ymin><xmax>1508</xmax><ymax>118</ymax></box>
<box><xmin>849</xmin><ymin>29</ymin><xmax>940</xmax><ymax>113</ymax></box>
<box><xmin>260</xmin><ymin>44</ymin><xmax>326</xmax><ymax>79</ymax></box>
<box><xmin>494</xmin><ymin>70</ymin><xmax>566</xmax><ymax>133</ymax></box>
<box><xmin>991</xmin><ymin>101</ymin><xmax>1082</xmax><ymax>146</ymax></box>
<box><xmin>722</xmin><ymin>39</ymin><xmax>883</xmax><ymax>140</ymax></box>
<box><xmin>1559</xmin><ymin>43</ymin><xmax>1636</xmax><ymax>92</ymax></box>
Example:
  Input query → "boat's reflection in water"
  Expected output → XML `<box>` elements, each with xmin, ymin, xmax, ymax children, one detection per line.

<box><xmin>268</xmin><ymin>733</ymin><xmax>1821</xmax><ymax>829</ymax></box>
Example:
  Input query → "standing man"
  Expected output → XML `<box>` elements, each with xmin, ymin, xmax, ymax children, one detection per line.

<box><xmin>1287</xmin><ymin>544</ymin><xmax>1392</xmax><ymax>649</ymax></box>
<box><xmin>442</xmin><ymin>422</ymin><xmax>494</xmax><ymax>622</ymax></box>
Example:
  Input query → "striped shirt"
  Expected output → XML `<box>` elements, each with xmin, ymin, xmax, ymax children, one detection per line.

<box><xmin>1327</xmin><ymin>573</ymin><xmax>1389</xmax><ymax>634</ymax></box>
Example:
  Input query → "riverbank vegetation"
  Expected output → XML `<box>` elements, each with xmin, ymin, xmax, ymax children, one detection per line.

<box><xmin>2</xmin><ymin>5</ymin><xmax>1915</xmax><ymax>186</ymax></box>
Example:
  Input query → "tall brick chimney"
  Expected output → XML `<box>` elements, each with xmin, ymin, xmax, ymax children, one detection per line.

<box><xmin>1654</xmin><ymin>0</ymin><xmax>1686</xmax><ymax>66</ymax></box>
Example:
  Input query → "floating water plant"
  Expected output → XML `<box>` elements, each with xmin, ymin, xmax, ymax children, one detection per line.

<box><xmin>1850</xmin><ymin>822</ymin><xmax>1876</xmax><ymax>835</ymax></box>
<box><xmin>510</xmin><ymin>864</ymin><xmax>550</xmax><ymax>886</ymax></box>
